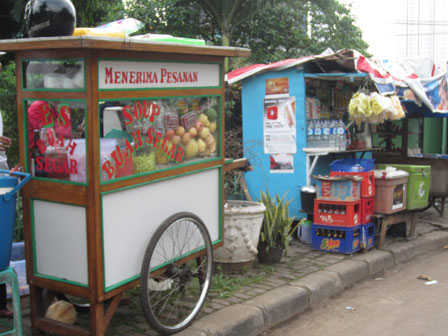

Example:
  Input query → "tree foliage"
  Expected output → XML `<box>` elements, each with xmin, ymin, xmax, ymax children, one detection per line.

<box><xmin>0</xmin><ymin>62</ymin><xmax>19</xmax><ymax>166</ymax></box>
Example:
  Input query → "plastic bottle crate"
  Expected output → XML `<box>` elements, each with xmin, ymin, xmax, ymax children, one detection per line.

<box><xmin>329</xmin><ymin>158</ymin><xmax>375</xmax><ymax>172</ymax></box>
<box><xmin>314</xmin><ymin>175</ymin><xmax>361</xmax><ymax>201</ymax></box>
<box><xmin>312</xmin><ymin>224</ymin><xmax>361</xmax><ymax>254</ymax></box>
<box><xmin>361</xmin><ymin>222</ymin><xmax>375</xmax><ymax>250</ymax></box>
<box><xmin>360</xmin><ymin>196</ymin><xmax>374</xmax><ymax>224</ymax></box>
<box><xmin>314</xmin><ymin>198</ymin><xmax>361</xmax><ymax>227</ymax></box>
<box><xmin>330</xmin><ymin>170</ymin><xmax>375</xmax><ymax>197</ymax></box>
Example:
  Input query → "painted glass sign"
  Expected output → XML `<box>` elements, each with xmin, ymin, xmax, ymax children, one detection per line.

<box><xmin>25</xmin><ymin>100</ymin><xmax>87</xmax><ymax>183</ymax></box>
<box><xmin>99</xmin><ymin>96</ymin><xmax>220</xmax><ymax>182</ymax></box>
<box><xmin>98</xmin><ymin>60</ymin><xmax>220</xmax><ymax>90</ymax></box>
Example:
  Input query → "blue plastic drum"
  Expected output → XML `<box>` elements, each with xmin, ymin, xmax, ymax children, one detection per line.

<box><xmin>0</xmin><ymin>170</ymin><xmax>30</xmax><ymax>271</ymax></box>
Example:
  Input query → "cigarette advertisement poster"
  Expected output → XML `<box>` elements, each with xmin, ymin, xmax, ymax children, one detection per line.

<box><xmin>270</xmin><ymin>154</ymin><xmax>294</xmax><ymax>173</ymax></box>
<box><xmin>263</xmin><ymin>96</ymin><xmax>296</xmax><ymax>154</ymax></box>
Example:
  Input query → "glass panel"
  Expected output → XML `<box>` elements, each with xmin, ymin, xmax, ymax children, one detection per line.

<box><xmin>372</xmin><ymin>120</ymin><xmax>403</xmax><ymax>153</ymax></box>
<box><xmin>25</xmin><ymin>100</ymin><xmax>87</xmax><ymax>183</ymax></box>
<box><xmin>100</xmin><ymin>96</ymin><xmax>220</xmax><ymax>182</ymax></box>
<box><xmin>22</xmin><ymin>59</ymin><xmax>85</xmax><ymax>90</ymax></box>
<box><xmin>407</xmin><ymin>118</ymin><xmax>423</xmax><ymax>156</ymax></box>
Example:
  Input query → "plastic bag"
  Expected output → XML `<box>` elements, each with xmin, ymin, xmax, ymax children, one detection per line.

<box><xmin>96</xmin><ymin>18</ymin><xmax>144</xmax><ymax>36</ymax></box>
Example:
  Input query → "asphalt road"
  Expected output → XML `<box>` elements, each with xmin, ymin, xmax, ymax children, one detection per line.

<box><xmin>266</xmin><ymin>247</ymin><xmax>448</xmax><ymax>336</ymax></box>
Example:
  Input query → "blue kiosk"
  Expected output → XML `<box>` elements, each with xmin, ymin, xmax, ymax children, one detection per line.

<box><xmin>227</xmin><ymin>51</ymin><xmax>372</xmax><ymax>218</ymax></box>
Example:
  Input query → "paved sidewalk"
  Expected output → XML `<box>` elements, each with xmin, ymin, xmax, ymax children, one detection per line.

<box><xmin>15</xmin><ymin>205</ymin><xmax>448</xmax><ymax>335</ymax></box>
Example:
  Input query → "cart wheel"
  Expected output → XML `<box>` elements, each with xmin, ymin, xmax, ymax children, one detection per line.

<box><xmin>55</xmin><ymin>293</ymin><xmax>90</xmax><ymax>313</ymax></box>
<box><xmin>140</xmin><ymin>212</ymin><xmax>213</xmax><ymax>335</ymax></box>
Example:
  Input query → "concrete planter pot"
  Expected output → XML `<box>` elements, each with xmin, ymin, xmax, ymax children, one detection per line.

<box><xmin>214</xmin><ymin>200</ymin><xmax>265</xmax><ymax>272</ymax></box>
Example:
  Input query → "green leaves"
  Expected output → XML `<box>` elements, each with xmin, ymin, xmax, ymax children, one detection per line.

<box><xmin>259</xmin><ymin>190</ymin><xmax>299</xmax><ymax>255</ymax></box>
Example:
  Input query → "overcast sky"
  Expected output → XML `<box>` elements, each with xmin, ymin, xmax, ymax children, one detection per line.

<box><xmin>339</xmin><ymin>0</ymin><xmax>401</xmax><ymax>59</ymax></box>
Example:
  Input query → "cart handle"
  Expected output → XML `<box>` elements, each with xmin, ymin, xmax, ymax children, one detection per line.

<box><xmin>0</xmin><ymin>169</ymin><xmax>31</xmax><ymax>202</ymax></box>
<box><xmin>223</xmin><ymin>158</ymin><xmax>252</xmax><ymax>172</ymax></box>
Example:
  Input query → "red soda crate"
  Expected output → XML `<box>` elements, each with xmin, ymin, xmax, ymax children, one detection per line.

<box><xmin>313</xmin><ymin>175</ymin><xmax>361</xmax><ymax>201</ymax></box>
<box><xmin>360</xmin><ymin>196</ymin><xmax>374</xmax><ymax>224</ymax></box>
<box><xmin>313</xmin><ymin>199</ymin><xmax>361</xmax><ymax>227</ymax></box>
<box><xmin>330</xmin><ymin>170</ymin><xmax>375</xmax><ymax>197</ymax></box>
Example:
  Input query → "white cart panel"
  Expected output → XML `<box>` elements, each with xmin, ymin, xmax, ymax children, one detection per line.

<box><xmin>33</xmin><ymin>200</ymin><xmax>88</xmax><ymax>285</ymax></box>
<box><xmin>102</xmin><ymin>168</ymin><xmax>220</xmax><ymax>289</ymax></box>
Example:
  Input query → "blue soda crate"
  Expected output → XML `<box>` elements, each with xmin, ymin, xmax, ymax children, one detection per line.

<box><xmin>312</xmin><ymin>224</ymin><xmax>361</xmax><ymax>254</ymax></box>
<box><xmin>330</xmin><ymin>158</ymin><xmax>375</xmax><ymax>172</ymax></box>
<box><xmin>361</xmin><ymin>222</ymin><xmax>375</xmax><ymax>250</ymax></box>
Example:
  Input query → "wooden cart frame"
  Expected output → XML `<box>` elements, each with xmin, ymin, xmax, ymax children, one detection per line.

<box><xmin>0</xmin><ymin>36</ymin><xmax>249</xmax><ymax>335</ymax></box>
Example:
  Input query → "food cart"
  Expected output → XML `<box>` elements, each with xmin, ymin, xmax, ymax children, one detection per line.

<box><xmin>0</xmin><ymin>36</ymin><xmax>249</xmax><ymax>335</ymax></box>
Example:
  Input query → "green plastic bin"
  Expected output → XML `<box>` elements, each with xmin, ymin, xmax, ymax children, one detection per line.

<box><xmin>375</xmin><ymin>164</ymin><xmax>431</xmax><ymax>210</ymax></box>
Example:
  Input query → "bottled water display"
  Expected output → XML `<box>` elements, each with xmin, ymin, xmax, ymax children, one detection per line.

<box><xmin>306</xmin><ymin>118</ymin><xmax>346</xmax><ymax>150</ymax></box>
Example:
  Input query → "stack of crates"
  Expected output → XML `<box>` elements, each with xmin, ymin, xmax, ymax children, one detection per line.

<box><xmin>329</xmin><ymin>159</ymin><xmax>375</xmax><ymax>250</ymax></box>
<box><xmin>312</xmin><ymin>174</ymin><xmax>363</xmax><ymax>254</ymax></box>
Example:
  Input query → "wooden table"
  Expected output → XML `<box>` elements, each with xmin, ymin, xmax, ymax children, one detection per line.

<box><xmin>372</xmin><ymin>211</ymin><xmax>417</xmax><ymax>249</ymax></box>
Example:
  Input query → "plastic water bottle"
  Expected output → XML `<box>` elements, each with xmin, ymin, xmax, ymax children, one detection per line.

<box><xmin>322</xmin><ymin>120</ymin><xmax>330</xmax><ymax>148</ymax></box>
<box><xmin>337</xmin><ymin>119</ymin><xmax>346</xmax><ymax>151</ymax></box>
<box><xmin>314</xmin><ymin>120</ymin><xmax>322</xmax><ymax>148</ymax></box>
<box><xmin>307</xmin><ymin>120</ymin><xmax>314</xmax><ymax>147</ymax></box>
<box><xmin>330</xmin><ymin>119</ymin><xmax>338</xmax><ymax>149</ymax></box>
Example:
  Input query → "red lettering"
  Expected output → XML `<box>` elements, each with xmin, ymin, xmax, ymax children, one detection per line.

<box><xmin>65</xmin><ymin>139</ymin><xmax>77</xmax><ymax>156</ymax></box>
<box><xmin>36</xmin><ymin>139</ymin><xmax>46</xmax><ymax>154</ymax></box>
<box><xmin>130</xmin><ymin>71</ymin><xmax>135</xmax><ymax>83</ymax></box>
<box><xmin>122</xmin><ymin>71</ymin><xmax>128</xmax><ymax>83</ymax></box>
<box><xmin>111</xmin><ymin>146</ymin><xmax>125</xmax><ymax>168</ymax></box>
<box><xmin>123</xmin><ymin>105</ymin><xmax>133</xmax><ymax>126</ymax></box>
<box><xmin>45</xmin><ymin>130</ymin><xmax>56</xmax><ymax>147</ymax></box>
<box><xmin>134</xmin><ymin>101</ymin><xmax>143</xmax><ymax>121</ymax></box>
<box><xmin>52</xmin><ymin>159</ymin><xmax>61</xmax><ymax>173</ymax></box>
<box><xmin>149</xmin><ymin>104</ymin><xmax>160</xmax><ymax>122</ymax></box>
<box><xmin>175</xmin><ymin>146</ymin><xmax>184</xmax><ymax>163</ymax></box>
<box><xmin>105</xmin><ymin>67</ymin><xmax>113</xmax><ymax>84</ymax></box>
<box><xmin>36</xmin><ymin>156</ymin><xmax>44</xmax><ymax>171</ymax></box>
<box><xmin>70</xmin><ymin>159</ymin><xmax>77</xmax><ymax>174</ymax></box>
<box><xmin>58</xmin><ymin>104</ymin><xmax>71</xmax><ymax>127</ymax></box>
<box><xmin>56</xmin><ymin>135</ymin><xmax>64</xmax><ymax>147</ymax></box>
<box><xmin>124</xmin><ymin>139</ymin><xmax>134</xmax><ymax>156</ymax></box>
<box><xmin>102</xmin><ymin>160</ymin><xmax>114</xmax><ymax>179</ymax></box>
<box><xmin>39</xmin><ymin>102</ymin><xmax>54</xmax><ymax>127</ymax></box>
<box><xmin>132</xmin><ymin>130</ymin><xmax>143</xmax><ymax>150</ymax></box>
<box><xmin>137</xmin><ymin>71</ymin><xmax>142</xmax><ymax>83</ymax></box>
<box><xmin>143</xmin><ymin>101</ymin><xmax>151</xmax><ymax>118</ymax></box>
<box><xmin>160</xmin><ymin>68</ymin><xmax>167</xmax><ymax>83</ymax></box>
<box><xmin>153</xmin><ymin>132</ymin><xmax>163</xmax><ymax>150</ymax></box>
<box><xmin>167</xmin><ymin>143</ymin><xmax>176</xmax><ymax>160</ymax></box>
<box><xmin>146</xmin><ymin>128</ymin><xmax>155</xmax><ymax>145</ymax></box>
<box><xmin>114</xmin><ymin>71</ymin><xmax>120</xmax><ymax>84</ymax></box>
<box><xmin>44</xmin><ymin>157</ymin><xmax>51</xmax><ymax>172</ymax></box>
<box><xmin>161</xmin><ymin>137</ymin><xmax>170</xmax><ymax>154</ymax></box>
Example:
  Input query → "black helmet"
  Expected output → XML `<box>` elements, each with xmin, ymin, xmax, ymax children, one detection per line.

<box><xmin>25</xmin><ymin>0</ymin><xmax>76</xmax><ymax>38</ymax></box>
